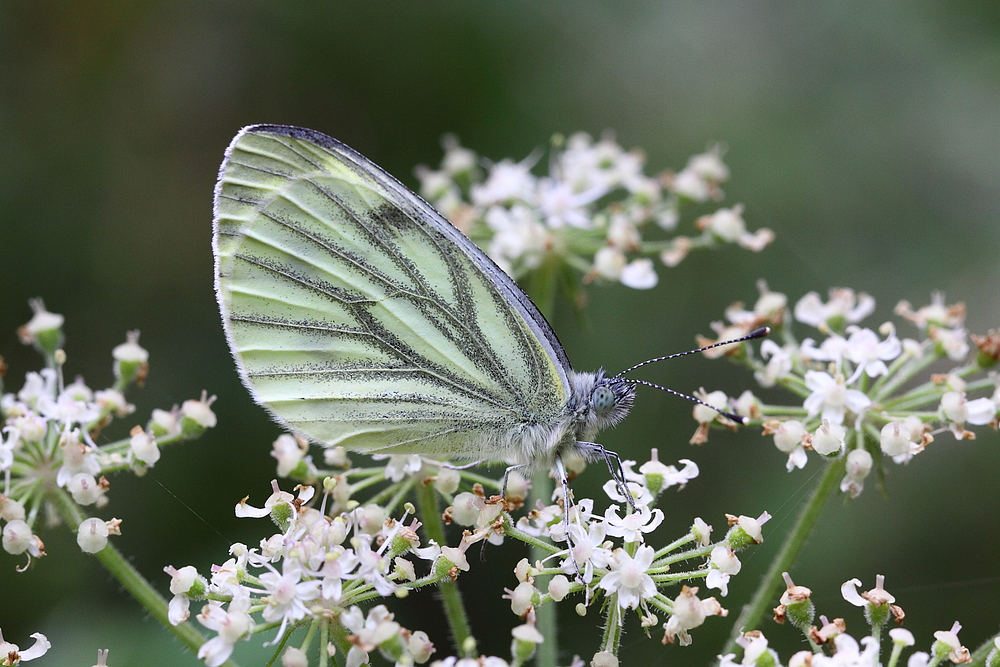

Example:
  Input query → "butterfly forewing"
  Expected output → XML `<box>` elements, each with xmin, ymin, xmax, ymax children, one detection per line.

<box><xmin>214</xmin><ymin>125</ymin><xmax>571</xmax><ymax>460</ymax></box>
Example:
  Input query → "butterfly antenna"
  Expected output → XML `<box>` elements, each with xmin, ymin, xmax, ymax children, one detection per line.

<box><xmin>625</xmin><ymin>378</ymin><xmax>748</xmax><ymax>424</ymax></box>
<box><xmin>615</xmin><ymin>327</ymin><xmax>770</xmax><ymax>377</ymax></box>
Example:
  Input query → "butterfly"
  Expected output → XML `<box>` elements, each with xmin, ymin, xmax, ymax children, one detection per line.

<box><xmin>213</xmin><ymin>125</ymin><xmax>759</xmax><ymax>506</ymax></box>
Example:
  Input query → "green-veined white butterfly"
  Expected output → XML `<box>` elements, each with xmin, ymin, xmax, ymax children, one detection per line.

<box><xmin>213</xmin><ymin>125</ymin><xmax>760</xmax><ymax>501</ymax></box>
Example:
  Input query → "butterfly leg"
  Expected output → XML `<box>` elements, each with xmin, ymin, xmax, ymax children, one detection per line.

<box><xmin>553</xmin><ymin>456</ymin><xmax>586</xmax><ymax>583</ymax></box>
<box><xmin>578</xmin><ymin>442</ymin><xmax>637</xmax><ymax>510</ymax></box>
<box><xmin>501</xmin><ymin>463</ymin><xmax>529</xmax><ymax>500</ymax></box>
<box><xmin>442</xmin><ymin>460</ymin><xmax>484</xmax><ymax>470</ymax></box>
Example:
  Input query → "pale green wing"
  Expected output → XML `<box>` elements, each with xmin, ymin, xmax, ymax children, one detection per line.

<box><xmin>213</xmin><ymin>125</ymin><xmax>571</xmax><ymax>459</ymax></box>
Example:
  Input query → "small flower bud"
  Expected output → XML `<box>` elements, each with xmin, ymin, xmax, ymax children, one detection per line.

<box><xmin>408</xmin><ymin>630</ymin><xmax>435</xmax><ymax>664</ymax></box>
<box><xmin>450</xmin><ymin>492</ymin><xmax>483</xmax><ymax>526</ymax></box>
<box><xmin>434</xmin><ymin>467</ymin><xmax>461</xmax><ymax>494</ymax></box>
<box><xmin>77</xmin><ymin>517</ymin><xmax>111</xmax><ymax>553</ymax></box>
<box><xmin>112</xmin><ymin>330</ymin><xmax>149</xmax><ymax>386</ymax></box>
<box><xmin>548</xmin><ymin>574</ymin><xmax>571</xmax><ymax>602</ymax></box>
<box><xmin>812</xmin><ymin>420</ymin><xmax>846</xmax><ymax>456</ymax></box>
<box><xmin>2</xmin><ymin>519</ymin><xmax>34</xmax><ymax>554</ymax></box>
<box><xmin>879</xmin><ymin>422</ymin><xmax>911</xmax><ymax>457</ymax></box>
<box><xmin>68</xmin><ymin>473</ymin><xmax>107</xmax><ymax>505</ymax></box>
<box><xmin>281</xmin><ymin>646</ymin><xmax>308</xmax><ymax>667</ymax></box>
<box><xmin>19</xmin><ymin>299</ymin><xmax>64</xmax><ymax>355</ymax></box>
<box><xmin>149</xmin><ymin>408</ymin><xmax>181</xmax><ymax>438</ymax></box>
<box><xmin>130</xmin><ymin>427</ymin><xmax>161</xmax><ymax>466</ymax></box>
<box><xmin>932</xmin><ymin>623</ymin><xmax>970</xmax><ymax>664</ymax></box>
<box><xmin>504</xmin><ymin>581</ymin><xmax>538</xmax><ymax>616</ymax></box>
<box><xmin>591</xmin><ymin>650</ymin><xmax>619</xmax><ymax>667</ymax></box>
<box><xmin>0</xmin><ymin>496</ymin><xmax>27</xmax><ymax>522</ymax></box>
<box><xmin>180</xmin><ymin>392</ymin><xmax>217</xmax><ymax>438</ymax></box>
<box><xmin>772</xmin><ymin>420</ymin><xmax>806</xmax><ymax>453</ymax></box>
<box><xmin>511</xmin><ymin>623</ymin><xmax>544</xmax><ymax>664</ymax></box>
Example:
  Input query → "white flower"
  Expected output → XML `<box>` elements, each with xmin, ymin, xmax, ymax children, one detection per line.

<box><xmin>181</xmin><ymin>391</ymin><xmax>217</xmax><ymax>429</ymax></box>
<box><xmin>813</xmin><ymin>633</ymin><xmax>879</xmax><ymax>667</ymax></box>
<box><xmin>939</xmin><ymin>391</ymin><xmax>996</xmax><ymax>437</ymax></box>
<box><xmin>593</xmin><ymin>247</ymin><xmax>626</xmax><ymax>280</ymax></box>
<box><xmin>197</xmin><ymin>597</ymin><xmax>253</xmax><ymax>667</ymax></box>
<box><xmin>112</xmin><ymin>329</ymin><xmax>149</xmax><ymax>364</ymax></box>
<box><xmin>840</xmin><ymin>448</ymin><xmax>873</xmax><ymax>498</ymax></box>
<box><xmin>706</xmin><ymin>546</ymin><xmax>741</xmax><ymax>596</ymax></box>
<box><xmin>484</xmin><ymin>204</ymin><xmax>549</xmax><ymax>270</ymax></box>
<box><xmin>895</xmin><ymin>292</ymin><xmax>965</xmax><ymax>328</ymax></box>
<box><xmin>603</xmin><ymin>504</ymin><xmax>664</xmax><ymax>543</ymax></box>
<box><xmin>803</xmin><ymin>371</ymin><xmax>871</xmax><ymax>425</ymax></box>
<box><xmin>889</xmin><ymin>628</ymin><xmax>915</xmax><ymax>647</ymax></box>
<box><xmin>67</xmin><ymin>473</ymin><xmax>106</xmax><ymax>505</ymax></box>
<box><xmin>77</xmin><ymin>517</ymin><xmax>113</xmax><ymax>554</ymax></box>
<box><xmin>503</xmin><ymin>581</ymin><xmax>537</xmax><ymax>616</ymax></box>
<box><xmin>536</xmin><ymin>177</ymin><xmax>604</xmax><ymax>229</ymax></box>
<box><xmin>560</xmin><ymin>520</ymin><xmax>612</xmax><ymax>584</ymax></box>
<box><xmin>259</xmin><ymin>565</ymin><xmax>322</xmax><ymax>632</ymax></box>
<box><xmin>812</xmin><ymin>420</ymin><xmax>846</xmax><ymax>456</ymax></box>
<box><xmin>2</xmin><ymin>519</ymin><xmax>35</xmax><ymax>555</ymax></box>
<box><xmin>841</xmin><ymin>574</ymin><xmax>895</xmax><ymax>607</ymax></box>
<box><xmin>933</xmin><ymin>622</ymin><xmax>970</xmax><ymax>664</ymax></box>
<box><xmin>663</xmin><ymin>586</ymin><xmax>726</xmax><ymax>645</ymax></box>
<box><xmin>619</xmin><ymin>258</ymin><xmax>658</xmax><ymax>289</ymax></box>
<box><xmin>843</xmin><ymin>325</ymin><xmax>901</xmax><ymax>382</ymax></box>
<box><xmin>671</xmin><ymin>167</ymin><xmax>711</xmax><ymax>202</ymax></box>
<box><xmin>756</xmin><ymin>340</ymin><xmax>792</xmax><ymax>388</ymax></box>
<box><xmin>794</xmin><ymin>289</ymin><xmax>875</xmax><ymax>332</ymax></box>
<box><xmin>879</xmin><ymin>422</ymin><xmax>917</xmax><ymax>458</ymax></box>
<box><xmin>932</xmin><ymin>326</ymin><xmax>969</xmax><ymax>361</ymax></box>
<box><xmin>377</xmin><ymin>453</ymin><xmax>424</xmax><ymax>482</ymax></box>
<box><xmin>599</xmin><ymin>545</ymin><xmax>657</xmax><ymax>609</ymax></box>
<box><xmin>129</xmin><ymin>427</ymin><xmax>160</xmax><ymax>466</ymax></box>
<box><xmin>342</xmin><ymin>605</ymin><xmax>401</xmax><ymax>652</ymax></box>
<box><xmin>0</xmin><ymin>629</ymin><xmax>51</xmax><ymax>663</ymax></box>
<box><xmin>272</xmin><ymin>434</ymin><xmax>308</xmax><ymax>477</ymax></box>
<box><xmin>770</xmin><ymin>420</ymin><xmax>808</xmax><ymax>471</ymax></box>
<box><xmin>548</xmin><ymin>574</ymin><xmax>571</xmax><ymax>601</ymax></box>
<box><xmin>472</xmin><ymin>158</ymin><xmax>537</xmax><ymax>207</ymax></box>
<box><xmin>687</xmin><ymin>145</ymin><xmax>730</xmax><ymax>183</ymax></box>
<box><xmin>18</xmin><ymin>298</ymin><xmax>64</xmax><ymax>346</ymax></box>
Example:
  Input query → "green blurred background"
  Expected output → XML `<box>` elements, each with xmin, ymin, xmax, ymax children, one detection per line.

<box><xmin>2</xmin><ymin>2</ymin><xmax>999</xmax><ymax>665</ymax></box>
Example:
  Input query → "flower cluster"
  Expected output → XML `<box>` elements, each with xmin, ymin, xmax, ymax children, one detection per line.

<box><xmin>694</xmin><ymin>285</ymin><xmax>999</xmax><ymax>496</ymax></box>
<box><xmin>168</xmin><ymin>440</ymin><xmax>769</xmax><ymax>666</ymax></box>
<box><xmin>1</xmin><ymin>300</ymin><xmax>218</xmax><ymax>565</ymax></box>
<box><xmin>727</xmin><ymin>573</ymin><xmax>977</xmax><ymax>667</ymax></box>
<box><xmin>414</xmin><ymin>132</ymin><xmax>772</xmax><ymax>294</ymax></box>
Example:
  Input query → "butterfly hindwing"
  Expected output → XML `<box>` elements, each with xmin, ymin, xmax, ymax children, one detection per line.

<box><xmin>213</xmin><ymin>125</ymin><xmax>571</xmax><ymax>459</ymax></box>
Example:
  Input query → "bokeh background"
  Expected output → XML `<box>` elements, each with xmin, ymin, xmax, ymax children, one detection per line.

<box><xmin>2</xmin><ymin>2</ymin><xmax>999</xmax><ymax>665</ymax></box>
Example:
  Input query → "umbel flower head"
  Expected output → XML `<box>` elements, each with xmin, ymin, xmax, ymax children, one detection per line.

<box><xmin>166</xmin><ymin>438</ymin><xmax>768</xmax><ymax>665</ymax></box>
<box><xmin>414</xmin><ymin>132</ymin><xmax>772</xmax><ymax>312</ymax></box>
<box><xmin>1</xmin><ymin>301</ymin><xmax>217</xmax><ymax>566</ymax></box>
<box><xmin>696</xmin><ymin>284</ymin><xmax>998</xmax><ymax>496</ymax></box>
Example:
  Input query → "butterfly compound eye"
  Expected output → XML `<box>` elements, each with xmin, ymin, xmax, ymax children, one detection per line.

<box><xmin>592</xmin><ymin>385</ymin><xmax>617</xmax><ymax>416</ymax></box>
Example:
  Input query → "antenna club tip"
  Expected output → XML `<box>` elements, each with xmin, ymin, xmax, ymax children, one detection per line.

<box><xmin>749</xmin><ymin>326</ymin><xmax>771</xmax><ymax>339</ymax></box>
<box><xmin>719</xmin><ymin>410</ymin><xmax>748</xmax><ymax>425</ymax></box>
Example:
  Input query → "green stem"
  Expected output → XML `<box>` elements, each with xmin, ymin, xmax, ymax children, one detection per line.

<box><xmin>967</xmin><ymin>630</ymin><xmax>1000</xmax><ymax>667</ymax></box>
<box><xmin>722</xmin><ymin>458</ymin><xmax>844</xmax><ymax>656</ymax></box>
<box><xmin>531</xmin><ymin>469</ymin><xmax>558</xmax><ymax>667</ymax></box>
<box><xmin>600</xmin><ymin>599</ymin><xmax>623</xmax><ymax>655</ymax></box>
<box><xmin>415</xmin><ymin>482</ymin><xmax>473</xmax><ymax>652</ymax></box>
<box><xmin>48</xmin><ymin>487</ymin><xmax>238</xmax><ymax>666</ymax></box>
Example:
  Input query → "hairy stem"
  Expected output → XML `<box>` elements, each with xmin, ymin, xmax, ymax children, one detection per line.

<box><xmin>48</xmin><ymin>487</ymin><xmax>235</xmax><ymax>666</ymax></box>
<box><xmin>531</xmin><ymin>469</ymin><xmax>559</xmax><ymax>667</ymax></box>
<box><xmin>415</xmin><ymin>482</ymin><xmax>473</xmax><ymax>651</ymax></box>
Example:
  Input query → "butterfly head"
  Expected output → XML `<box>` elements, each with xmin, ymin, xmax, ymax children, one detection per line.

<box><xmin>572</xmin><ymin>371</ymin><xmax>635</xmax><ymax>439</ymax></box>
